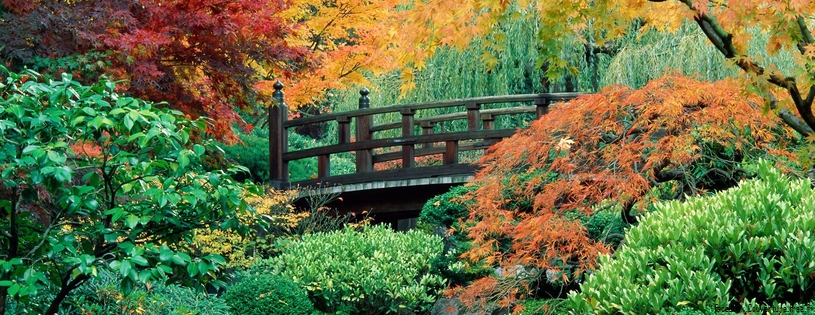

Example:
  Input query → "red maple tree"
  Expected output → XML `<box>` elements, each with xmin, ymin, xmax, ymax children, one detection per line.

<box><xmin>0</xmin><ymin>0</ymin><xmax>309</xmax><ymax>142</ymax></box>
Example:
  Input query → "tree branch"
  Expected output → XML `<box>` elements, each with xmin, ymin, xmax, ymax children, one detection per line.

<box><xmin>664</xmin><ymin>0</ymin><xmax>815</xmax><ymax>135</ymax></box>
<box><xmin>797</xmin><ymin>16</ymin><xmax>814</xmax><ymax>56</ymax></box>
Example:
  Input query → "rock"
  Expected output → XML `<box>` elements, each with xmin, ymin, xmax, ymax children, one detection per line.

<box><xmin>430</xmin><ymin>296</ymin><xmax>509</xmax><ymax>315</ymax></box>
<box><xmin>431</xmin><ymin>297</ymin><xmax>463</xmax><ymax>315</ymax></box>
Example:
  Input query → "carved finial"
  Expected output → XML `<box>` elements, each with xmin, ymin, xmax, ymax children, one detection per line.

<box><xmin>273</xmin><ymin>80</ymin><xmax>284</xmax><ymax>91</ymax></box>
<box><xmin>358</xmin><ymin>87</ymin><xmax>370</xmax><ymax>109</ymax></box>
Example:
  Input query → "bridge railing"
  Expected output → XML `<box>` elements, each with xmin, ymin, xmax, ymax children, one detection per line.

<box><xmin>268</xmin><ymin>81</ymin><xmax>582</xmax><ymax>189</ymax></box>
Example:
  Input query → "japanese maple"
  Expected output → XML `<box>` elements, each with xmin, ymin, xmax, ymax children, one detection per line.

<box><xmin>454</xmin><ymin>74</ymin><xmax>798</xmax><ymax>309</ymax></box>
<box><xmin>0</xmin><ymin>0</ymin><xmax>308</xmax><ymax>142</ymax></box>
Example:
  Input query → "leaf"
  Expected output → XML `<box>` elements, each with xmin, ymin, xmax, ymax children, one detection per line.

<box><xmin>125</xmin><ymin>214</ymin><xmax>139</xmax><ymax>229</ymax></box>
<box><xmin>193</xmin><ymin>144</ymin><xmax>205</xmax><ymax>156</ymax></box>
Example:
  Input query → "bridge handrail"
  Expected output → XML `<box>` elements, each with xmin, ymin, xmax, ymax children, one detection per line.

<box><xmin>370</xmin><ymin>105</ymin><xmax>535</xmax><ymax>133</ymax></box>
<box><xmin>267</xmin><ymin>80</ymin><xmax>583</xmax><ymax>188</ymax></box>
<box><xmin>282</xmin><ymin>92</ymin><xmax>583</xmax><ymax>128</ymax></box>
<box><xmin>283</xmin><ymin>129</ymin><xmax>515</xmax><ymax>161</ymax></box>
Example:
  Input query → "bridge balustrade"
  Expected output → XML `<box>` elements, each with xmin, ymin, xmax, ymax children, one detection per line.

<box><xmin>268</xmin><ymin>80</ymin><xmax>581</xmax><ymax>189</ymax></box>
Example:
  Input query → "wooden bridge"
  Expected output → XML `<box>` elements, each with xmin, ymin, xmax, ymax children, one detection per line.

<box><xmin>267</xmin><ymin>81</ymin><xmax>581</xmax><ymax>228</ymax></box>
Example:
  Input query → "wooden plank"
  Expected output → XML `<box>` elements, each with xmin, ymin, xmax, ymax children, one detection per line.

<box><xmin>269</xmin><ymin>104</ymin><xmax>288</xmax><ymax>187</ymax></box>
<box><xmin>370</xmin><ymin>105</ymin><xmax>537</xmax><ymax>132</ymax></box>
<box><xmin>292</xmin><ymin>164</ymin><xmax>479</xmax><ymax>187</ymax></box>
<box><xmin>444</xmin><ymin>141</ymin><xmax>458</xmax><ymax>164</ymax></box>
<box><xmin>466</xmin><ymin>101</ymin><xmax>480</xmax><ymax>131</ymax></box>
<box><xmin>283</xmin><ymin>93</ymin><xmax>584</xmax><ymax>127</ymax></box>
<box><xmin>337</xmin><ymin>116</ymin><xmax>351</xmax><ymax>144</ymax></box>
<box><xmin>355</xmin><ymin>114</ymin><xmax>373</xmax><ymax>172</ymax></box>
<box><xmin>402</xmin><ymin>109</ymin><xmax>415</xmax><ymax>168</ymax></box>
<box><xmin>481</xmin><ymin>113</ymin><xmax>495</xmax><ymax>130</ymax></box>
<box><xmin>318</xmin><ymin>155</ymin><xmax>330</xmax><ymax>178</ymax></box>
<box><xmin>284</xmin><ymin>129</ymin><xmax>515</xmax><ymax>161</ymax></box>
<box><xmin>372</xmin><ymin>140</ymin><xmax>496</xmax><ymax>164</ymax></box>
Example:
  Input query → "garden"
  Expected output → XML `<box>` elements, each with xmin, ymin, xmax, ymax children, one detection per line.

<box><xmin>3</xmin><ymin>1</ymin><xmax>815</xmax><ymax>314</ymax></box>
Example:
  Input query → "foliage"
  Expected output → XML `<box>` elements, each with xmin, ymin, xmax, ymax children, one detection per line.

<box><xmin>255</xmin><ymin>0</ymin><xmax>400</xmax><ymax>108</ymax></box>
<box><xmin>454</xmin><ymin>74</ymin><xmax>798</xmax><ymax>309</ymax></box>
<box><xmin>420</xmin><ymin>185</ymin><xmax>474</xmax><ymax>228</ymax></box>
<box><xmin>566</xmin><ymin>160</ymin><xmax>815</xmax><ymax>314</ymax></box>
<box><xmin>224</xmin><ymin>273</ymin><xmax>314</xmax><ymax>315</ymax></box>
<box><xmin>222</xmin><ymin>131</ymin><xmax>271</xmax><ymax>183</ymax></box>
<box><xmin>59</xmin><ymin>268</ymin><xmax>230</xmax><ymax>315</ymax></box>
<box><xmin>388</xmin><ymin>0</ymin><xmax>815</xmax><ymax>136</ymax></box>
<box><xmin>0</xmin><ymin>68</ymin><xmax>258</xmax><ymax>314</ymax></box>
<box><xmin>420</xmin><ymin>185</ymin><xmax>492</xmax><ymax>287</ymax></box>
<box><xmin>515</xmin><ymin>298</ymin><xmax>566</xmax><ymax>315</ymax></box>
<box><xmin>676</xmin><ymin>300</ymin><xmax>815</xmax><ymax>315</ymax></box>
<box><xmin>257</xmin><ymin>225</ymin><xmax>446</xmax><ymax>314</ymax></box>
<box><xmin>286</xmin><ymin>131</ymin><xmax>356</xmax><ymax>180</ymax></box>
<box><xmin>188</xmin><ymin>189</ymin><xmax>297</xmax><ymax>269</ymax></box>
<box><xmin>0</xmin><ymin>0</ymin><xmax>309</xmax><ymax>142</ymax></box>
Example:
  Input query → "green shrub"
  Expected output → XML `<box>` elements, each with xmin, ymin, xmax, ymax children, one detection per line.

<box><xmin>419</xmin><ymin>185</ymin><xmax>475</xmax><ymax>228</ymax></box>
<box><xmin>59</xmin><ymin>268</ymin><xmax>230</xmax><ymax>315</ymax></box>
<box><xmin>259</xmin><ymin>225</ymin><xmax>446</xmax><ymax>314</ymax></box>
<box><xmin>224</xmin><ymin>274</ymin><xmax>314</xmax><ymax>315</ymax></box>
<box><xmin>675</xmin><ymin>300</ymin><xmax>815</xmax><ymax>314</ymax></box>
<box><xmin>222</xmin><ymin>131</ymin><xmax>270</xmax><ymax>183</ymax></box>
<box><xmin>566</xmin><ymin>160</ymin><xmax>815</xmax><ymax>314</ymax></box>
<box><xmin>419</xmin><ymin>185</ymin><xmax>492</xmax><ymax>286</ymax></box>
<box><xmin>515</xmin><ymin>298</ymin><xmax>567</xmax><ymax>315</ymax></box>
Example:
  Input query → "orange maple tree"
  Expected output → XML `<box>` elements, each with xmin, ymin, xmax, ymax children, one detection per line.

<box><xmin>454</xmin><ymin>74</ymin><xmax>798</xmax><ymax>309</ymax></box>
<box><xmin>385</xmin><ymin>0</ymin><xmax>815</xmax><ymax>136</ymax></box>
<box><xmin>256</xmin><ymin>0</ymin><xmax>399</xmax><ymax>109</ymax></box>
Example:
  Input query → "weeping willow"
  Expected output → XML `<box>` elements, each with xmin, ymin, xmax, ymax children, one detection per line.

<box><xmin>316</xmin><ymin>10</ymin><xmax>798</xmax><ymax>173</ymax></box>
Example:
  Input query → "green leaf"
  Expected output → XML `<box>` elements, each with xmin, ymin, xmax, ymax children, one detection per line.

<box><xmin>193</xmin><ymin>144</ymin><xmax>205</xmax><ymax>156</ymax></box>
<box><xmin>8</xmin><ymin>283</ymin><xmax>19</xmax><ymax>296</ymax></box>
<box><xmin>178</xmin><ymin>152</ymin><xmax>190</xmax><ymax>170</ymax></box>
<box><xmin>187</xmin><ymin>261</ymin><xmax>199</xmax><ymax>276</ymax></box>
<box><xmin>119</xmin><ymin>260</ymin><xmax>132</xmax><ymax>278</ymax></box>
<box><xmin>160</xmin><ymin>247</ymin><xmax>174</xmax><ymax>262</ymax></box>
<box><xmin>131</xmin><ymin>256</ymin><xmax>149</xmax><ymax>266</ymax></box>
<box><xmin>47</xmin><ymin>151</ymin><xmax>66</xmax><ymax>164</ymax></box>
<box><xmin>125</xmin><ymin>214</ymin><xmax>139</xmax><ymax>229</ymax></box>
<box><xmin>123</xmin><ymin>113</ymin><xmax>134</xmax><ymax>130</ymax></box>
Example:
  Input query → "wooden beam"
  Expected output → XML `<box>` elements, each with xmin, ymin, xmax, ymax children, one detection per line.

<box><xmin>284</xmin><ymin>93</ymin><xmax>584</xmax><ymax>127</ymax></box>
<box><xmin>284</xmin><ymin>129</ymin><xmax>515</xmax><ymax>161</ymax></box>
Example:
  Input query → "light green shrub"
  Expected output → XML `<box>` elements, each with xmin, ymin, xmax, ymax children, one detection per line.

<box><xmin>224</xmin><ymin>274</ymin><xmax>314</xmax><ymax>315</ymax></box>
<box><xmin>566</xmin><ymin>160</ymin><xmax>815</xmax><ymax>314</ymax></box>
<box><xmin>260</xmin><ymin>225</ymin><xmax>446</xmax><ymax>314</ymax></box>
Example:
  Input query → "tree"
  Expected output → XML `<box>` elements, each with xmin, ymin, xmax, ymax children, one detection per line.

<box><xmin>0</xmin><ymin>67</ymin><xmax>259</xmax><ymax>314</ymax></box>
<box><xmin>0</xmin><ymin>0</ymin><xmax>309</xmax><ymax>142</ymax></box>
<box><xmin>386</xmin><ymin>0</ymin><xmax>815</xmax><ymax>136</ymax></box>
<box><xmin>253</xmin><ymin>0</ymin><xmax>399</xmax><ymax>112</ymax></box>
<box><xmin>453</xmin><ymin>74</ymin><xmax>798</xmax><ymax>310</ymax></box>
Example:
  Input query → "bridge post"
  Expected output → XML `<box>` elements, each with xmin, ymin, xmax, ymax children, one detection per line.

<box><xmin>465</xmin><ymin>101</ymin><xmax>481</xmax><ymax>131</ymax></box>
<box><xmin>535</xmin><ymin>96</ymin><xmax>550</xmax><ymax>118</ymax></box>
<box><xmin>420</xmin><ymin>122</ymin><xmax>434</xmax><ymax>148</ymax></box>
<box><xmin>355</xmin><ymin>88</ymin><xmax>373</xmax><ymax>173</ymax></box>
<box><xmin>269</xmin><ymin>81</ymin><xmax>289</xmax><ymax>189</ymax></box>
<box><xmin>401</xmin><ymin>108</ymin><xmax>415</xmax><ymax>168</ymax></box>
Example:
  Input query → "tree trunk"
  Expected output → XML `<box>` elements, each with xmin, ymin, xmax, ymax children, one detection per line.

<box><xmin>43</xmin><ymin>275</ymin><xmax>88</xmax><ymax>315</ymax></box>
